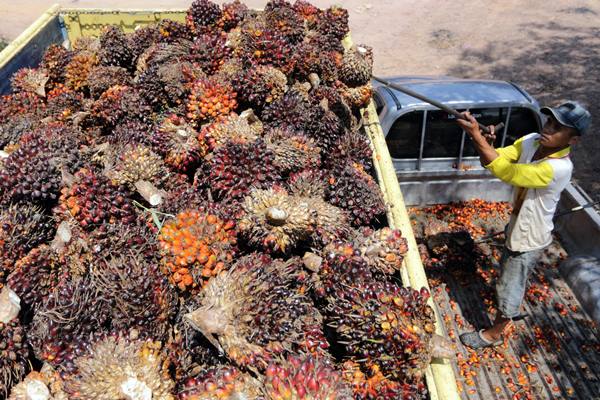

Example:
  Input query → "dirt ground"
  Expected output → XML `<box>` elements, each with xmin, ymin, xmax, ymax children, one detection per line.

<box><xmin>1</xmin><ymin>0</ymin><xmax>598</xmax><ymax>198</ymax></box>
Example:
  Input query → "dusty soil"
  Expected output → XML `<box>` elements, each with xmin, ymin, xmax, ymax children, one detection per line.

<box><xmin>1</xmin><ymin>0</ymin><xmax>598</xmax><ymax>198</ymax></box>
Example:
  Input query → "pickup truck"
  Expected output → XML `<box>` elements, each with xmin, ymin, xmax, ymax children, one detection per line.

<box><xmin>374</xmin><ymin>76</ymin><xmax>600</xmax><ymax>399</ymax></box>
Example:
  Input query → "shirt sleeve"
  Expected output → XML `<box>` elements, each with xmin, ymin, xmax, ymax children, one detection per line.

<box><xmin>495</xmin><ymin>136</ymin><xmax>525</xmax><ymax>162</ymax></box>
<box><xmin>485</xmin><ymin>157</ymin><xmax>554</xmax><ymax>188</ymax></box>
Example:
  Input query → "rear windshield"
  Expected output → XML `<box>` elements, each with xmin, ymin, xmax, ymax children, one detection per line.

<box><xmin>386</xmin><ymin>106</ymin><xmax>539</xmax><ymax>160</ymax></box>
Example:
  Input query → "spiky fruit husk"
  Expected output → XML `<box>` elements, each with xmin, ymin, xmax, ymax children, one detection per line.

<box><xmin>64</xmin><ymin>335</ymin><xmax>175</xmax><ymax>400</ymax></box>
<box><xmin>263</xmin><ymin>354</ymin><xmax>353</xmax><ymax>400</ymax></box>
<box><xmin>186</xmin><ymin>77</ymin><xmax>238</xmax><ymax>124</ymax></box>
<box><xmin>185</xmin><ymin>254</ymin><xmax>327</xmax><ymax>369</ymax></box>
<box><xmin>0</xmin><ymin>124</ymin><xmax>82</xmax><ymax>207</ymax></box>
<box><xmin>326</xmin><ymin>162</ymin><xmax>385</xmax><ymax>227</ymax></box>
<box><xmin>239</xmin><ymin>187</ymin><xmax>349</xmax><ymax>253</ymax></box>
<box><xmin>339</xmin><ymin>45</ymin><xmax>373</xmax><ymax>87</ymax></box>
<box><xmin>261</xmin><ymin>89</ymin><xmax>313</xmax><ymax>132</ymax></box>
<box><xmin>189</xmin><ymin>31</ymin><xmax>232</xmax><ymax>75</ymax></box>
<box><xmin>65</xmin><ymin>51</ymin><xmax>99</xmax><ymax>92</ymax></box>
<box><xmin>323</xmin><ymin>129</ymin><xmax>373</xmax><ymax>172</ymax></box>
<box><xmin>87</xmin><ymin>65</ymin><xmax>132</xmax><ymax>98</ymax></box>
<box><xmin>59</xmin><ymin>168</ymin><xmax>136</xmax><ymax>230</ymax></box>
<box><xmin>136</xmin><ymin>41</ymin><xmax>193</xmax><ymax>75</ymax></box>
<box><xmin>152</xmin><ymin>115</ymin><xmax>206</xmax><ymax>174</ymax></box>
<box><xmin>292</xmin><ymin>41</ymin><xmax>340</xmax><ymax>83</ymax></box>
<box><xmin>199</xmin><ymin>113</ymin><xmax>262</xmax><ymax>150</ymax></box>
<box><xmin>236</xmin><ymin>26</ymin><xmax>295</xmax><ymax>74</ymax></box>
<box><xmin>0</xmin><ymin>204</ymin><xmax>54</xmax><ymax>278</ymax></box>
<box><xmin>177</xmin><ymin>365</ymin><xmax>262</xmax><ymax>400</ymax></box>
<box><xmin>338</xmin><ymin>81</ymin><xmax>373</xmax><ymax>111</ymax></box>
<box><xmin>7</xmin><ymin>245</ymin><xmax>62</xmax><ymax>310</ymax></box>
<box><xmin>127</xmin><ymin>25</ymin><xmax>163</xmax><ymax>62</ymax></box>
<box><xmin>315</xmin><ymin>250</ymin><xmax>434</xmax><ymax>384</ymax></box>
<box><xmin>90</xmin><ymin>254</ymin><xmax>175</xmax><ymax>340</ymax></box>
<box><xmin>317</xmin><ymin>6</ymin><xmax>349</xmax><ymax>40</ymax></box>
<box><xmin>90</xmin><ymin>85</ymin><xmax>153</xmax><ymax>129</ymax></box>
<box><xmin>305</xmin><ymin>107</ymin><xmax>346</xmax><ymax>156</ymax></box>
<box><xmin>287</xmin><ymin>168</ymin><xmax>327</xmax><ymax>198</ymax></box>
<box><xmin>98</xmin><ymin>25</ymin><xmax>134</xmax><ymax>69</ymax></box>
<box><xmin>109</xmin><ymin>144</ymin><xmax>165</xmax><ymax>188</ymax></box>
<box><xmin>265</xmin><ymin>129</ymin><xmax>321</xmax><ymax>174</ymax></box>
<box><xmin>197</xmin><ymin>138</ymin><xmax>279</xmax><ymax>200</ymax></box>
<box><xmin>158</xmin><ymin>210</ymin><xmax>237</xmax><ymax>291</ymax></box>
<box><xmin>10</xmin><ymin>68</ymin><xmax>49</xmax><ymax>97</ymax></box>
<box><xmin>110</xmin><ymin>119</ymin><xmax>155</xmax><ymax>147</ymax></box>
<box><xmin>220</xmin><ymin>1</ymin><xmax>249</xmax><ymax>31</ymax></box>
<box><xmin>186</xmin><ymin>0</ymin><xmax>223</xmax><ymax>34</ymax></box>
<box><xmin>233</xmin><ymin>65</ymin><xmax>287</xmax><ymax>110</ymax></box>
<box><xmin>0</xmin><ymin>317</ymin><xmax>30</xmax><ymax>397</ymax></box>
<box><xmin>41</xmin><ymin>44</ymin><xmax>73</xmax><ymax>87</ymax></box>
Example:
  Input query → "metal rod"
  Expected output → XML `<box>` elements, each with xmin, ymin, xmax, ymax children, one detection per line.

<box><xmin>373</xmin><ymin>75</ymin><xmax>505</xmax><ymax>134</ymax></box>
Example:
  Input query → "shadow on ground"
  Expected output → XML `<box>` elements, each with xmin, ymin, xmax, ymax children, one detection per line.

<box><xmin>448</xmin><ymin>21</ymin><xmax>600</xmax><ymax>200</ymax></box>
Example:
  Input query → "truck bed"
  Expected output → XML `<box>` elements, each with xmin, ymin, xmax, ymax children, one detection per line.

<box><xmin>410</xmin><ymin>202</ymin><xmax>600</xmax><ymax>400</ymax></box>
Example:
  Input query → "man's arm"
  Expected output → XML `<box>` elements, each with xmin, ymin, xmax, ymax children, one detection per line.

<box><xmin>456</xmin><ymin>112</ymin><xmax>499</xmax><ymax>165</ymax></box>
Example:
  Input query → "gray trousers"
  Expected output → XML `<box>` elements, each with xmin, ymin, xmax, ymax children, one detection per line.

<box><xmin>496</xmin><ymin>246</ymin><xmax>544</xmax><ymax>319</ymax></box>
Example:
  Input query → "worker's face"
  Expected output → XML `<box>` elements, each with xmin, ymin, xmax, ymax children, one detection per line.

<box><xmin>540</xmin><ymin>115</ymin><xmax>580</xmax><ymax>148</ymax></box>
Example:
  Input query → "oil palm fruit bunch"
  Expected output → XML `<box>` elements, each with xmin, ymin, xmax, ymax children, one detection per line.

<box><xmin>315</xmin><ymin>250</ymin><xmax>435</xmax><ymax>384</ymax></box>
<box><xmin>293</xmin><ymin>0</ymin><xmax>320</xmax><ymax>28</ymax></box>
<box><xmin>0</xmin><ymin>315</ymin><xmax>30</xmax><ymax>397</ymax></box>
<box><xmin>264</xmin><ymin>1</ymin><xmax>305</xmax><ymax>45</ymax></box>
<box><xmin>40</xmin><ymin>44</ymin><xmax>73</xmax><ymax>88</ymax></box>
<box><xmin>265</xmin><ymin>128</ymin><xmax>321</xmax><ymax>174</ymax></box>
<box><xmin>0</xmin><ymin>93</ymin><xmax>45</xmax><ymax>149</ymax></box>
<box><xmin>177</xmin><ymin>365</ymin><xmax>262</xmax><ymax>400</ymax></box>
<box><xmin>325</xmin><ymin>162</ymin><xmax>385</xmax><ymax>227</ymax></box>
<box><xmin>220</xmin><ymin>1</ymin><xmax>249</xmax><ymax>31</ymax></box>
<box><xmin>188</xmin><ymin>31</ymin><xmax>232</xmax><ymax>75</ymax></box>
<box><xmin>98</xmin><ymin>25</ymin><xmax>134</xmax><ymax>70</ymax></box>
<box><xmin>127</xmin><ymin>24</ymin><xmax>163</xmax><ymax>63</ymax></box>
<box><xmin>186</xmin><ymin>0</ymin><xmax>223</xmax><ymax>35</ymax></box>
<box><xmin>90</xmin><ymin>254</ymin><xmax>175</xmax><ymax>340</ymax></box>
<box><xmin>0</xmin><ymin>204</ymin><xmax>54</xmax><ymax>278</ymax></box>
<box><xmin>338</xmin><ymin>45</ymin><xmax>373</xmax><ymax>88</ymax></box>
<box><xmin>158</xmin><ymin>19</ymin><xmax>194</xmax><ymax>43</ymax></box>
<box><xmin>0</xmin><ymin>124</ymin><xmax>82</xmax><ymax>207</ymax></box>
<box><xmin>323</xmin><ymin>129</ymin><xmax>373</xmax><ymax>172</ymax></box>
<box><xmin>239</xmin><ymin>187</ymin><xmax>349</xmax><ymax>253</ymax></box>
<box><xmin>198</xmin><ymin>138</ymin><xmax>279</xmax><ymax>200</ymax></box>
<box><xmin>65</xmin><ymin>51</ymin><xmax>99</xmax><ymax>92</ymax></box>
<box><xmin>44</xmin><ymin>84</ymin><xmax>85</xmax><ymax>120</ymax></box>
<box><xmin>59</xmin><ymin>168</ymin><xmax>136</xmax><ymax>230</ymax></box>
<box><xmin>352</xmin><ymin>227</ymin><xmax>409</xmax><ymax>275</ymax></box>
<box><xmin>287</xmin><ymin>168</ymin><xmax>327</xmax><ymax>199</ymax></box>
<box><xmin>7</xmin><ymin>245</ymin><xmax>62</xmax><ymax>311</ymax></box>
<box><xmin>110</xmin><ymin>119</ymin><xmax>155</xmax><ymax>147</ymax></box>
<box><xmin>261</xmin><ymin>88</ymin><xmax>313</xmax><ymax>132</ymax></box>
<box><xmin>10</xmin><ymin>68</ymin><xmax>49</xmax><ymax>97</ymax></box>
<box><xmin>186</xmin><ymin>77</ymin><xmax>238</xmax><ymax>124</ymax></box>
<box><xmin>232</xmin><ymin>65</ymin><xmax>288</xmax><ymax>110</ymax></box>
<box><xmin>337</xmin><ymin>81</ymin><xmax>373</xmax><ymax>111</ymax></box>
<box><xmin>199</xmin><ymin>112</ymin><xmax>262</xmax><ymax>150</ymax></box>
<box><xmin>8</xmin><ymin>364</ymin><xmax>68</xmax><ymax>400</ymax></box>
<box><xmin>304</xmin><ymin>106</ymin><xmax>346</xmax><ymax>156</ymax></box>
<box><xmin>158</xmin><ymin>209</ymin><xmax>237</xmax><ymax>291</ymax></box>
<box><xmin>185</xmin><ymin>254</ymin><xmax>327</xmax><ymax>369</ymax></box>
<box><xmin>152</xmin><ymin>114</ymin><xmax>207</xmax><ymax>174</ymax></box>
<box><xmin>292</xmin><ymin>40</ymin><xmax>340</xmax><ymax>84</ymax></box>
<box><xmin>90</xmin><ymin>85</ymin><xmax>153</xmax><ymax>129</ymax></box>
<box><xmin>108</xmin><ymin>144</ymin><xmax>165</xmax><ymax>189</ymax></box>
<box><xmin>87</xmin><ymin>65</ymin><xmax>132</xmax><ymax>98</ymax></box>
<box><xmin>317</xmin><ymin>5</ymin><xmax>349</xmax><ymax>41</ymax></box>
<box><xmin>235</xmin><ymin>22</ymin><xmax>294</xmax><ymax>73</ymax></box>
<box><xmin>262</xmin><ymin>354</ymin><xmax>352</xmax><ymax>400</ymax></box>
<box><xmin>63</xmin><ymin>334</ymin><xmax>175</xmax><ymax>400</ymax></box>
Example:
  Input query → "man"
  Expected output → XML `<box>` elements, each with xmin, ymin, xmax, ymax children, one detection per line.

<box><xmin>456</xmin><ymin>101</ymin><xmax>591</xmax><ymax>349</ymax></box>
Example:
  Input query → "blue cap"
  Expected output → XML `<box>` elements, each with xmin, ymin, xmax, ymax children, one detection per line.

<box><xmin>540</xmin><ymin>101</ymin><xmax>591</xmax><ymax>136</ymax></box>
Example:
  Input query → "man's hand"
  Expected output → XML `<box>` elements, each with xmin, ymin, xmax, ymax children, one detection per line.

<box><xmin>456</xmin><ymin>112</ymin><xmax>496</xmax><ymax>145</ymax></box>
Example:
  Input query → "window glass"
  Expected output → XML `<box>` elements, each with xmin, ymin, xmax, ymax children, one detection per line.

<box><xmin>504</xmin><ymin>107</ymin><xmax>539</xmax><ymax>146</ymax></box>
<box><xmin>373</xmin><ymin>92</ymin><xmax>384</xmax><ymax>116</ymax></box>
<box><xmin>422</xmin><ymin>110</ymin><xmax>465</xmax><ymax>158</ymax></box>
<box><xmin>386</xmin><ymin>111</ymin><xmax>423</xmax><ymax>159</ymax></box>
<box><xmin>463</xmin><ymin>108</ymin><xmax>507</xmax><ymax>156</ymax></box>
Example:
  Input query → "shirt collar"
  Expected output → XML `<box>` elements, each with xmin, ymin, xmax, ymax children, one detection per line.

<box><xmin>533</xmin><ymin>137</ymin><xmax>571</xmax><ymax>159</ymax></box>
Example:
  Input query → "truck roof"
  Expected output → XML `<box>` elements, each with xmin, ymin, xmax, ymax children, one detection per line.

<box><xmin>373</xmin><ymin>75</ymin><xmax>536</xmax><ymax>110</ymax></box>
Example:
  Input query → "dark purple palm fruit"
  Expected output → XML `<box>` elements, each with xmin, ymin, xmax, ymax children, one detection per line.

<box><xmin>157</xmin><ymin>19</ymin><xmax>194</xmax><ymax>43</ymax></box>
<box><xmin>0</xmin><ymin>123</ymin><xmax>82</xmax><ymax>207</ymax></box>
<box><xmin>40</xmin><ymin>44</ymin><xmax>73</xmax><ymax>88</ymax></box>
<box><xmin>264</xmin><ymin>0</ymin><xmax>305</xmax><ymax>44</ymax></box>
<box><xmin>86</xmin><ymin>65</ymin><xmax>132</xmax><ymax>98</ymax></box>
<box><xmin>188</xmin><ymin>30</ymin><xmax>232</xmax><ymax>75</ymax></box>
<box><xmin>231</xmin><ymin>65</ymin><xmax>287</xmax><ymax>111</ymax></box>
<box><xmin>317</xmin><ymin>5</ymin><xmax>349</xmax><ymax>40</ymax></box>
<box><xmin>261</xmin><ymin>88</ymin><xmax>313</xmax><ymax>132</ymax></box>
<box><xmin>322</xmin><ymin>128</ymin><xmax>374</xmax><ymax>172</ymax></box>
<box><xmin>127</xmin><ymin>24</ymin><xmax>163</xmax><ymax>63</ymax></box>
<box><xmin>325</xmin><ymin>162</ymin><xmax>386</xmax><ymax>227</ymax></box>
<box><xmin>220</xmin><ymin>0</ymin><xmax>249</xmax><ymax>31</ymax></box>
<box><xmin>110</xmin><ymin>119</ymin><xmax>155</xmax><ymax>147</ymax></box>
<box><xmin>58</xmin><ymin>168</ymin><xmax>137</xmax><ymax>231</ymax></box>
<box><xmin>186</xmin><ymin>0</ymin><xmax>223</xmax><ymax>35</ymax></box>
<box><xmin>98</xmin><ymin>25</ymin><xmax>134</xmax><ymax>70</ymax></box>
<box><xmin>90</xmin><ymin>85</ymin><xmax>153</xmax><ymax>130</ymax></box>
<box><xmin>0</xmin><ymin>309</ymin><xmax>30</xmax><ymax>397</ymax></box>
<box><xmin>0</xmin><ymin>204</ymin><xmax>55</xmax><ymax>280</ymax></box>
<box><xmin>197</xmin><ymin>138</ymin><xmax>280</xmax><ymax>200</ymax></box>
<box><xmin>152</xmin><ymin>114</ymin><xmax>206</xmax><ymax>174</ymax></box>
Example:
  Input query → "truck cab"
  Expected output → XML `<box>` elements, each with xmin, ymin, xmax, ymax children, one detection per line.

<box><xmin>373</xmin><ymin>75</ymin><xmax>542</xmax><ymax>205</ymax></box>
